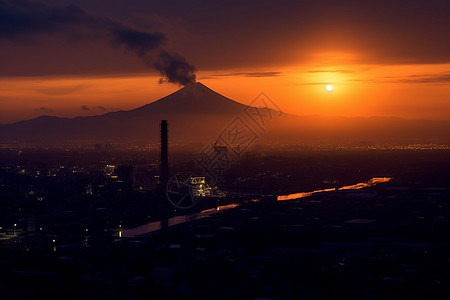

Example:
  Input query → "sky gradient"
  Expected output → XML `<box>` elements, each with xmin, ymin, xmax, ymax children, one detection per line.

<box><xmin>1</xmin><ymin>0</ymin><xmax>449</xmax><ymax>123</ymax></box>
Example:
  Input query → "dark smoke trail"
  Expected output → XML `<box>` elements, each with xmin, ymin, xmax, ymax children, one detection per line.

<box><xmin>0</xmin><ymin>0</ymin><xmax>197</xmax><ymax>85</ymax></box>
<box><xmin>154</xmin><ymin>50</ymin><xmax>197</xmax><ymax>86</ymax></box>
<box><xmin>0</xmin><ymin>0</ymin><xmax>94</xmax><ymax>38</ymax></box>
<box><xmin>108</xmin><ymin>25</ymin><xmax>166</xmax><ymax>57</ymax></box>
<box><xmin>0</xmin><ymin>0</ymin><xmax>166</xmax><ymax>56</ymax></box>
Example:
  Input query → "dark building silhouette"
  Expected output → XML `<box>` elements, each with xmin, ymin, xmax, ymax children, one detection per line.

<box><xmin>117</xmin><ymin>165</ymin><xmax>135</xmax><ymax>185</ymax></box>
<box><xmin>160</xmin><ymin>120</ymin><xmax>169</xmax><ymax>186</ymax></box>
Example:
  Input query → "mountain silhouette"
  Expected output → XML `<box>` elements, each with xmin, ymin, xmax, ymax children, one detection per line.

<box><xmin>0</xmin><ymin>82</ymin><xmax>250</xmax><ymax>145</ymax></box>
<box><xmin>0</xmin><ymin>82</ymin><xmax>449</xmax><ymax>146</ymax></box>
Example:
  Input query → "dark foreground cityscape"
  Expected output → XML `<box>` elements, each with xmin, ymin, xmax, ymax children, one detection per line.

<box><xmin>1</xmin><ymin>144</ymin><xmax>449</xmax><ymax>299</ymax></box>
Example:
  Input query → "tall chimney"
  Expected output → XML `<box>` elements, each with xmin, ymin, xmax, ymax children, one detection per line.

<box><xmin>160</xmin><ymin>120</ymin><xmax>169</xmax><ymax>186</ymax></box>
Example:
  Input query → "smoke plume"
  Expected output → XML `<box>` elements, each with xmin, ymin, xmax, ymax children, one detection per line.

<box><xmin>0</xmin><ymin>0</ymin><xmax>197</xmax><ymax>85</ymax></box>
<box><xmin>154</xmin><ymin>51</ymin><xmax>197</xmax><ymax>85</ymax></box>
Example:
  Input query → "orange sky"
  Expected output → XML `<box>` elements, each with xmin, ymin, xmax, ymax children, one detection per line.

<box><xmin>1</xmin><ymin>61</ymin><xmax>449</xmax><ymax>124</ymax></box>
<box><xmin>0</xmin><ymin>0</ymin><xmax>449</xmax><ymax>124</ymax></box>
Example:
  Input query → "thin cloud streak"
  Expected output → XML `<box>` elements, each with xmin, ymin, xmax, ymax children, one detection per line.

<box><xmin>34</xmin><ymin>84</ymin><xmax>89</xmax><ymax>95</ymax></box>
<box><xmin>201</xmin><ymin>72</ymin><xmax>282</xmax><ymax>79</ymax></box>
<box><xmin>306</xmin><ymin>69</ymin><xmax>356</xmax><ymax>74</ymax></box>
<box><xmin>300</xmin><ymin>72</ymin><xmax>450</xmax><ymax>85</ymax></box>
<box><xmin>35</xmin><ymin>106</ymin><xmax>53</xmax><ymax>114</ymax></box>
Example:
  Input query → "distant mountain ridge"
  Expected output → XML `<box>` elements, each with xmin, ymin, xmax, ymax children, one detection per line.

<box><xmin>0</xmin><ymin>82</ymin><xmax>449</xmax><ymax>146</ymax></box>
<box><xmin>0</xmin><ymin>82</ymin><xmax>249</xmax><ymax>144</ymax></box>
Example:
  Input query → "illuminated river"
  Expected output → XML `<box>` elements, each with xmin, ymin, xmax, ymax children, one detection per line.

<box><xmin>117</xmin><ymin>177</ymin><xmax>392</xmax><ymax>238</ymax></box>
<box><xmin>118</xmin><ymin>203</ymin><xmax>240</xmax><ymax>238</ymax></box>
<box><xmin>277</xmin><ymin>177</ymin><xmax>392</xmax><ymax>201</ymax></box>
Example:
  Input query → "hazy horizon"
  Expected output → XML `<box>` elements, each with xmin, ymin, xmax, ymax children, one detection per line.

<box><xmin>1</xmin><ymin>82</ymin><xmax>449</xmax><ymax>147</ymax></box>
<box><xmin>2</xmin><ymin>81</ymin><xmax>450</xmax><ymax>125</ymax></box>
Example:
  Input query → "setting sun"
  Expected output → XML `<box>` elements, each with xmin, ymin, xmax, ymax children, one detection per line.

<box><xmin>326</xmin><ymin>84</ymin><xmax>333</xmax><ymax>92</ymax></box>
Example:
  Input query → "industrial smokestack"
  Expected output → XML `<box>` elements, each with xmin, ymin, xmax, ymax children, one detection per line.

<box><xmin>160</xmin><ymin>120</ymin><xmax>169</xmax><ymax>186</ymax></box>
